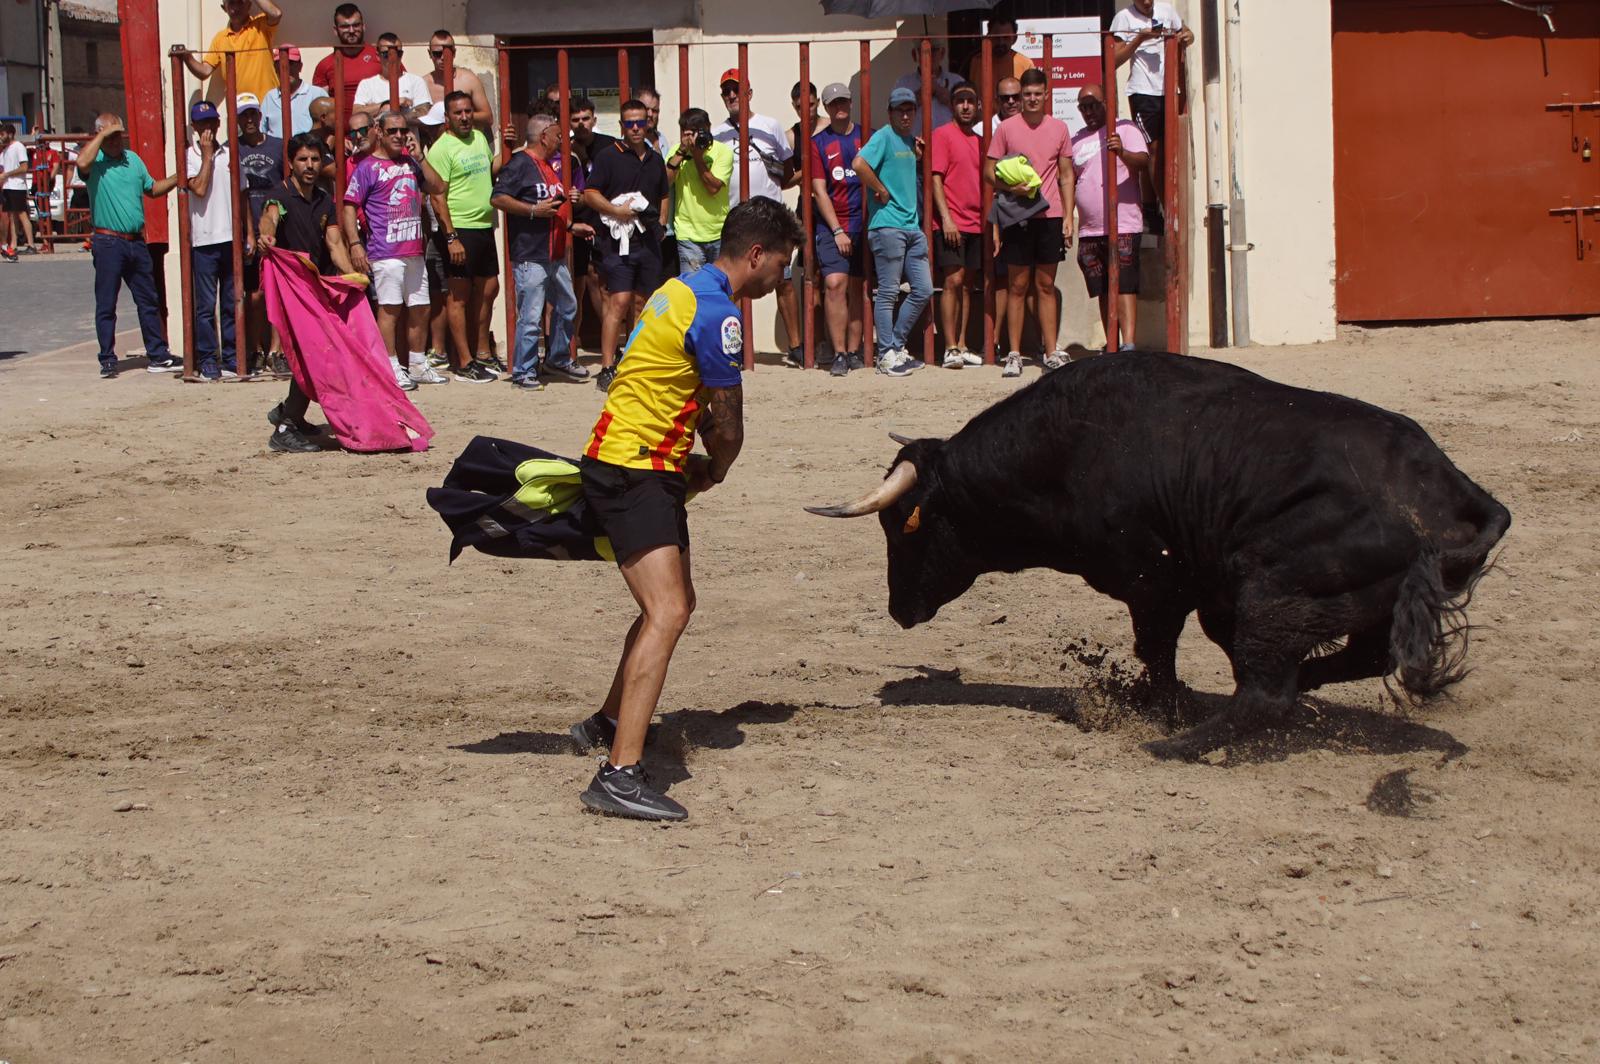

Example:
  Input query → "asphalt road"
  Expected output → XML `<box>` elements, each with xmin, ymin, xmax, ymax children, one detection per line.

<box><xmin>0</xmin><ymin>249</ymin><xmax>143</xmax><ymax>365</ymax></box>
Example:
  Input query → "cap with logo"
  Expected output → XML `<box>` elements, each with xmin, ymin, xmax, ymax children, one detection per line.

<box><xmin>190</xmin><ymin>100</ymin><xmax>221</xmax><ymax>123</ymax></box>
<box><xmin>719</xmin><ymin>68</ymin><xmax>744</xmax><ymax>89</ymax></box>
<box><xmin>887</xmin><ymin>87</ymin><xmax>917</xmax><ymax>108</ymax></box>
<box><xmin>236</xmin><ymin>93</ymin><xmax>262</xmax><ymax>114</ymax></box>
<box><xmin>274</xmin><ymin>45</ymin><xmax>302</xmax><ymax>62</ymax></box>
<box><xmin>821</xmin><ymin>82</ymin><xmax>852</xmax><ymax>104</ymax></box>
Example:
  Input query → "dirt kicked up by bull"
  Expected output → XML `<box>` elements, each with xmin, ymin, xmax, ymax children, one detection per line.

<box><xmin>807</xmin><ymin>351</ymin><xmax>1511</xmax><ymax>762</ymax></box>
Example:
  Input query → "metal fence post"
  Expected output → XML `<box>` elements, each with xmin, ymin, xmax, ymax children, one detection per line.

<box><xmin>799</xmin><ymin>41</ymin><xmax>815</xmax><ymax>369</ymax></box>
<box><xmin>859</xmin><ymin>38</ymin><xmax>874</xmax><ymax>366</ymax></box>
<box><xmin>558</xmin><ymin>48</ymin><xmax>577</xmax><ymax>363</ymax></box>
<box><xmin>1101</xmin><ymin>33</ymin><xmax>1120</xmax><ymax>353</ymax></box>
<box><xmin>276</xmin><ymin>47</ymin><xmax>292</xmax><ymax>174</ymax></box>
<box><xmin>498</xmin><ymin>39</ymin><xmax>517</xmax><ymax>372</ymax></box>
<box><xmin>1163</xmin><ymin>35</ymin><xmax>1185</xmax><ymax>354</ymax></box>
<box><xmin>919</xmin><ymin>37</ymin><xmax>935</xmax><ymax>364</ymax></box>
<box><xmin>737</xmin><ymin>42</ymin><xmax>752</xmax><ymax>370</ymax></box>
<box><xmin>979</xmin><ymin>37</ymin><xmax>994</xmax><ymax>364</ymax></box>
<box><xmin>169</xmin><ymin>50</ymin><xmax>197</xmax><ymax>379</ymax></box>
<box><xmin>224</xmin><ymin>53</ymin><xmax>246</xmax><ymax>379</ymax></box>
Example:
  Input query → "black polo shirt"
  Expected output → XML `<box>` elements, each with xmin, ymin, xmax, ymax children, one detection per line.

<box><xmin>584</xmin><ymin>138</ymin><xmax>669</xmax><ymax>246</ymax></box>
<box><xmin>264</xmin><ymin>178</ymin><xmax>337</xmax><ymax>275</ymax></box>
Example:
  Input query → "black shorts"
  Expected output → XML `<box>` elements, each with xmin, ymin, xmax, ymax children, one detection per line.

<box><xmin>1128</xmin><ymin>94</ymin><xmax>1166</xmax><ymax>146</ymax></box>
<box><xmin>934</xmin><ymin>231</ymin><xmax>983</xmax><ymax>273</ymax></box>
<box><xmin>580</xmin><ymin>456</ymin><xmax>689</xmax><ymax>563</ymax></box>
<box><xmin>424</xmin><ymin>248</ymin><xmax>445</xmax><ymax>298</ymax></box>
<box><xmin>440</xmin><ymin>227</ymin><xmax>498</xmax><ymax>280</ymax></box>
<box><xmin>1</xmin><ymin>188</ymin><xmax>29</xmax><ymax>212</ymax></box>
<box><xmin>1077</xmin><ymin>234</ymin><xmax>1141</xmax><ymax>297</ymax></box>
<box><xmin>597</xmin><ymin>233</ymin><xmax>663</xmax><ymax>295</ymax></box>
<box><xmin>572</xmin><ymin>236</ymin><xmax>594</xmax><ymax>278</ymax></box>
<box><xmin>999</xmin><ymin>216</ymin><xmax>1066</xmax><ymax>267</ymax></box>
<box><xmin>243</xmin><ymin>256</ymin><xmax>260</xmax><ymax>291</ymax></box>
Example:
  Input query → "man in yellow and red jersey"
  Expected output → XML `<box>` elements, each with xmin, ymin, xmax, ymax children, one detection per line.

<box><xmin>572</xmin><ymin>197</ymin><xmax>803</xmax><ymax>821</ymax></box>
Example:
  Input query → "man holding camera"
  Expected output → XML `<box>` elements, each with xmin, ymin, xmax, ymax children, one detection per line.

<box><xmin>666</xmin><ymin>108</ymin><xmax>733</xmax><ymax>277</ymax></box>
<box><xmin>1111</xmin><ymin>0</ymin><xmax>1192</xmax><ymax>232</ymax></box>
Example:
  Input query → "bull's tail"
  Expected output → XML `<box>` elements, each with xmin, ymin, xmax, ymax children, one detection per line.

<box><xmin>1387</xmin><ymin>503</ymin><xmax>1509</xmax><ymax>704</ymax></box>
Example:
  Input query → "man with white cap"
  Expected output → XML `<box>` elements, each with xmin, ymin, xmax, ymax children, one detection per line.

<box><xmin>807</xmin><ymin>81</ymin><xmax>867</xmax><ymax>376</ymax></box>
<box><xmin>262</xmin><ymin>46</ymin><xmax>315</xmax><ymax>138</ymax></box>
<box><xmin>235</xmin><ymin>93</ymin><xmax>284</xmax><ymax>372</ymax></box>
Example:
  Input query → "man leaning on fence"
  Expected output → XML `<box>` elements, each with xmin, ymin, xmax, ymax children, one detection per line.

<box><xmin>492</xmin><ymin>113</ymin><xmax>591</xmax><ymax>390</ymax></box>
<box><xmin>79</xmin><ymin>115</ymin><xmax>181</xmax><ymax>378</ymax></box>
<box><xmin>853</xmin><ymin>87</ymin><xmax>931</xmax><ymax>379</ymax></box>
<box><xmin>180</xmin><ymin>0</ymin><xmax>284</xmax><ymax>102</ymax></box>
<box><xmin>262</xmin><ymin>46</ymin><xmax>314</xmax><ymax>138</ymax></box>
<box><xmin>185</xmin><ymin>101</ymin><xmax>242</xmax><ymax>380</ymax></box>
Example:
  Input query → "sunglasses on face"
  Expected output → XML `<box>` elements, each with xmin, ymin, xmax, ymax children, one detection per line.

<box><xmin>347</xmin><ymin>126</ymin><xmax>369</xmax><ymax>138</ymax></box>
<box><xmin>998</xmin><ymin>93</ymin><xmax>1020</xmax><ymax>102</ymax></box>
<box><xmin>621</xmin><ymin>118</ymin><xmax>649</xmax><ymax>129</ymax></box>
<box><xmin>382</xmin><ymin>126</ymin><xmax>407</xmax><ymax>136</ymax></box>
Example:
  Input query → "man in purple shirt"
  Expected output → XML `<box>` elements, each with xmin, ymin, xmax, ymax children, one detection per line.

<box><xmin>344</xmin><ymin>109</ymin><xmax>446</xmax><ymax>390</ymax></box>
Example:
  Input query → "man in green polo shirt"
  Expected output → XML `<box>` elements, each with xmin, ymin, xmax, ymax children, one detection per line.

<box><xmin>426</xmin><ymin>90</ymin><xmax>505</xmax><ymax>382</ymax></box>
<box><xmin>666</xmin><ymin>107</ymin><xmax>733</xmax><ymax>276</ymax></box>
<box><xmin>77</xmin><ymin>113</ymin><xmax>181</xmax><ymax>378</ymax></box>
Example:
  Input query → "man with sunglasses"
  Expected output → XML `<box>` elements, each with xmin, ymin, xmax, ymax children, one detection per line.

<box><xmin>1067</xmin><ymin>83</ymin><xmax>1148</xmax><ymax>352</ymax></box>
<box><xmin>312</xmin><ymin>3</ymin><xmax>381</xmax><ymax>127</ymax></box>
<box><xmin>344</xmin><ymin>109</ymin><xmax>447</xmax><ymax>391</ymax></box>
<box><xmin>423</xmin><ymin>31</ymin><xmax>492</xmax><ymax>129</ymax></box>
<box><xmin>353</xmin><ymin>33</ymin><xmax>431</xmax><ymax>121</ymax></box>
<box><xmin>582</xmin><ymin>100</ymin><xmax>670</xmax><ymax>393</ymax></box>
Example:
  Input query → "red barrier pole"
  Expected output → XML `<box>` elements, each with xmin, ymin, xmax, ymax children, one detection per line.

<box><xmin>919</xmin><ymin>38</ymin><xmax>935</xmax><ymax>364</ymax></box>
<box><xmin>498</xmin><ymin>39</ymin><xmax>517</xmax><ymax>368</ymax></box>
<box><xmin>799</xmin><ymin>42</ymin><xmax>815</xmax><ymax>369</ymax></box>
<box><xmin>1163</xmin><ymin>35</ymin><xmax>1183</xmax><ymax>354</ymax></box>
<box><xmin>333</xmin><ymin>52</ymin><xmax>347</xmax><ymax>205</ymax></box>
<box><xmin>1102</xmin><ymin>33</ymin><xmax>1120</xmax><ymax>353</ymax></box>
<box><xmin>169</xmin><ymin>51</ymin><xmax>197</xmax><ymax>380</ymax></box>
<box><xmin>677</xmin><ymin>45</ymin><xmax>689</xmax><ymax>118</ymax></box>
<box><xmin>617</xmin><ymin>48</ymin><xmax>631</xmax><ymax>107</ymax></box>
<box><xmin>442</xmin><ymin>46</ymin><xmax>455</xmax><ymax>97</ymax></box>
<box><xmin>979</xmin><ymin>38</ymin><xmax>994</xmax><ymax>364</ymax></box>
<box><xmin>859</xmin><ymin>38</ymin><xmax>874</xmax><ymax>366</ymax></box>
<box><xmin>387</xmin><ymin>48</ymin><xmax>400</xmax><ymax>113</ymax></box>
<box><xmin>276</xmin><ymin>48</ymin><xmax>292</xmax><ymax>176</ymax></box>
<box><xmin>224</xmin><ymin>53</ymin><xmax>246</xmax><ymax>379</ymax></box>
<box><xmin>558</xmin><ymin>48</ymin><xmax>577</xmax><ymax>362</ymax></box>
<box><xmin>1043</xmin><ymin>31</ymin><xmax>1054</xmax><ymax>94</ymax></box>
<box><xmin>737</xmin><ymin>42</ymin><xmax>752</xmax><ymax>370</ymax></box>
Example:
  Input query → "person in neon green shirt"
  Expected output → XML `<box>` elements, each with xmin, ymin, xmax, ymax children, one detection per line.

<box><xmin>426</xmin><ymin>91</ymin><xmax>508</xmax><ymax>380</ymax></box>
<box><xmin>665</xmin><ymin>107</ymin><xmax>733</xmax><ymax>276</ymax></box>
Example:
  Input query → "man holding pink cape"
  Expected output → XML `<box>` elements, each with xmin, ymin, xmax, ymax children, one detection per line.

<box><xmin>256</xmin><ymin>133</ymin><xmax>434</xmax><ymax>453</ymax></box>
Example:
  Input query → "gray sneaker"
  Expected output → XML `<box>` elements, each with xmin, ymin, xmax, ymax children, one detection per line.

<box><xmin>1002</xmin><ymin>352</ymin><xmax>1024</xmax><ymax>378</ymax></box>
<box><xmin>829</xmin><ymin>353</ymin><xmax>849</xmax><ymax>377</ymax></box>
<box><xmin>580</xmin><ymin>762</ymin><xmax>687</xmax><ymax>821</ymax></box>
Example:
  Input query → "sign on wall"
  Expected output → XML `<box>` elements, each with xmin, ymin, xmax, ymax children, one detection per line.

<box><xmin>990</xmin><ymin>16</ymin><xmax>1101</xmax><ymax>134</ymax></box>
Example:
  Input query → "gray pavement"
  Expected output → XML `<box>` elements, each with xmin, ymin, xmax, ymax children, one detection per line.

<box><xmin>0</xmin><ymin>249</ymin><xmax>142</xmax><ymax>365</ymax></box>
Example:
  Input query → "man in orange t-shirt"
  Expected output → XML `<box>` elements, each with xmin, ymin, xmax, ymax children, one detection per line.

<box><xmin>966</xmin><ymin>17</ymin><xmax>1036</xmax><ymax>93</ymax></box>
<box><xmin>179</xmin><ymin>0</ymin><xmax>284</xmax><ymax>102</ymax></box>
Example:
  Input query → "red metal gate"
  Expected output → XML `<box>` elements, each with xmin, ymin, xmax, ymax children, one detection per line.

<box><xmin>1333</xmin><ymin>0</ymin><xmax>1600</xmax><ymax>320</ymax></box>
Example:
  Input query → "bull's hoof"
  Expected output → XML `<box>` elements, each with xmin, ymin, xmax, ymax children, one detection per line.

<box><xmin>1142</xmin><ymin>735</ymin><xmax>1208</xmax><ymax>761</ymax></box>
<box><xmin>1141</xmin><ymin>716</ymin><xmax>1236</xmax><ymax>761</ymax></box>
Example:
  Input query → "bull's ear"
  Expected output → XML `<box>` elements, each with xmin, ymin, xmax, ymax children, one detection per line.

<box><xmin>902</xmin><ymin>506</ymin><xmax>922</xmax><ymax>534</ymax></box>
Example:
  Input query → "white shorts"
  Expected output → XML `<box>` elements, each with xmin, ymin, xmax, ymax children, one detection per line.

<box><xmin>371</xmin><ymin>256</ymin><xmax>430</xmax><ymax>307</ymax></box>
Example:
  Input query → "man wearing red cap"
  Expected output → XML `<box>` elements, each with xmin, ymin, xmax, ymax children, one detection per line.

<box><xmin>262</xmin><ymin>46</ymin><xmax>315</xmax><ymax>138</ymax></box>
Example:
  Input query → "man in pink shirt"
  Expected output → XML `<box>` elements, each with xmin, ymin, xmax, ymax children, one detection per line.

<box><xmin>930</xmin><ymin>82</ymin><xmax>985</xmax><ymax>369</ymax></box>
<box><xmin>1065</xmin><ymin>83</ymin><xmax>1149</xmax><ymax>352</ymax></box>
<box><xmin>982</xmin><ymin>68</ymin><xmax>1073</xmax><ymax>377</ymax></box>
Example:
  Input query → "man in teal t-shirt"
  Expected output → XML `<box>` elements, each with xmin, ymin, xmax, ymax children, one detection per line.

<box><xmin>77</xmin><ymin>113</ymin><xmax>181</xmax><ymax>378</ymax></box>
<box><xmin>853</xmin><ymin>87</ymin><xmax>932</xmax><ymax>376</ymax></box>
<box><xmin>425</xmin><ymin>91</ymin><xmax>505</xmax><ymax>381</ymax></box>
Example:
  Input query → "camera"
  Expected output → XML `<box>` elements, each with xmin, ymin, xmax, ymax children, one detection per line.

<box><xmin>694</xmin><ymin>129</ymin><xmax>713</xmax><ymax>151</ymax></box>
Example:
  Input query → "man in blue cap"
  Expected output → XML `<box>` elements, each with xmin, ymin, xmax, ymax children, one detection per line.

<box><xmin>852</xmin><ymin>86</ymin><xmax>931</xmax><ymax>377</ymax></box>
<box><xmin>186</xmin><ymin>99</ymin><xmax>241</xmax><ymax>378</ymax></box>
<box><xmin>76</xmin><ymin>113</ymin><xmax>181</xmax><ymax>378</ymax></box>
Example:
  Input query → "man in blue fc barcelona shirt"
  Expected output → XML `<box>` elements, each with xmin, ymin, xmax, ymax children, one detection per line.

<box><xmin>571</xmin><ymin>197</ymin><xmax>804</xmax><ymax>821</ymax></box>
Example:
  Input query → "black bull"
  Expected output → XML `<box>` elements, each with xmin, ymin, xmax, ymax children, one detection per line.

<box><xmin>807</xmin><ymin>352</ymin><xmax>1511</xmax><ymax>761</ymax></box>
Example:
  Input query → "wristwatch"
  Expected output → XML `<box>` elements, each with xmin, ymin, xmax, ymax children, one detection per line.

<box><xmin>444</xmin><ymin>232</ymin><xmax>460</xmax><ymax>244</ymax></box>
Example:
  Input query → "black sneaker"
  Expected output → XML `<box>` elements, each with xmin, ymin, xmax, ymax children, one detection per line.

<box><xmin>512</xmin><ymin>375</ymin><xmax>545</xmax><ymax>391</ymax></box>
<box><xmin>146</xmin><ymin>356</ymin><xmax>183</xmax><ymax>374</ymax></box>
<box><xmin>483</xmin><ymin>351</ymin><xmax>509</xmax><ymax>374</ymax></box>
<box><xmin>454</xmin><ymin>360</ymin><xmax>498</xmax><ymax>384</ymax></box>
<box><xmin>268</xmin><ymin>421</ymin><xmax>321</xmax><ymax>453</ymax></box>
<box><xmin>266</xmin><ymin>402</ymin><xmax>316</xmax><ymax>435</ymax></box>
<box><xmin>595</xmin><ymin>365</ymin><xmax>616</xmax><ymax>392</ymax></box>
<box><xmin>268</xmin><ymin>351</ymin><xmax>292</xmax><ymax>378</ymax></box>
<box><xmin>99</xmin><ymin>361</ymin><xmax>119</xmax><ymax>379</ymax></box>
<box><xmin>1</xmin><ymin>247</ymin><xmax>17</xmax><ymax>263</ymax></box>
<box><xmin>829</xmin><ymin>353</ymin><xmax>849</xmax><ymax>377</ymax></box>
<box><xmin>846</xmin><ymin>351</ymin><xmax>866</xmax><ymax>372</ymax></box>
<box><xmin>545</xmin><ymin>358</ymin><xmax>590</xmax><ymax>381</ymax></box>
<box><xmin>580</xmin><ymin>762</ymin><xmax>687</xmax><ymax>822</ymax></box>
<box><xmin>18</xmin><ymin>245</ymin><xmax>38</xmax><ymax>256</ymax></box>
<box><xmin>570</xmin><ymin>711</ymin><xmax>617</xmax><ymax>754</ymax></box>
<box><xmin>781</xmin><ymin>346</ymin><xmax>805</xmax><ymax>369</ymax></box>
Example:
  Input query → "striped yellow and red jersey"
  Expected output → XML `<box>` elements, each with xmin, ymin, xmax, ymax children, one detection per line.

<box><xmin>585</xmin><ymin>264</ymin><xmax>744</xmax><ymax>473</ymax></box>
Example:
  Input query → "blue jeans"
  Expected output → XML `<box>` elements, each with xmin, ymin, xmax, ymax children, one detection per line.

<box><xmin>867</xmin><ymin>227</ymin><xmax>933</xmax><ymax>355</ymax></box>
<box><xmin>677</xmin><ymin>238</ymin><xmax>720</xmax><ymax>277</ymax></box>
<box><xmin>92</xmin><ymin>233</ymin><xmax>172</xmax><ymax>368</ymax></box>
<box><xmin>192</xmin><ymin>241</ymin><xmax>236</xmax><ymax>376</ymax></box>
<box><xmin>512</xmin><ymin>258</ymin><xmax>577</xmax><ymax>381</ymax></box>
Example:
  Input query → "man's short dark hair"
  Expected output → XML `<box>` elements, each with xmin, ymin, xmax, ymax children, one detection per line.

<box><xmin>286</xmin><ymin>132</ymin><xmax>324</xmax><ymax>160</ymax></box>
<box><xmin>431</xmin><ymin>29</ymin><xmax>453</xmax><ymax>42</ymax></box>
<box><xmin>639</xmin><ymin>87</ymin><xmax>660</xmax><ymax>101</ymax></box>
<box><xmin>528</xmin><ymin>98</ymin><xmax>557</xmax><ymax>118</ymax></box>
<box><xmin>1019</xmin><ymin>68</ymin><xmax>1048</xmax><ymax>88</ymax></box>
<box><xmin>990</xmin><ymin>17</ymin><xmax>1018</xmax><ymax>33</ymax></box>
<box><xmin>620</xmin><ymin>98</ymin><xmax>647</xmax><ymax>117</ymax></box>
<box><xmin>377</xmin><ymin>32</ymin><xmax>400</xmax><ymax>47</ymax></box>
<box><xmin>570</xmin><ymin>95</ymin><xmax>596</xmax><ymax>115</ymax></box>
<box><xmin>444</xmin><ymin>90</ymin><xmax>472</xmax><ymax>110</ymax></box>
<box><xmin>679</xmin><ymin>107</ymin><xmax>711</xmax><ymax>133</ymax></box>
<box><xmin>332</xmin><ymin>3</ymin><xmax>361</xmax><ymax>20</ymax></box>
<box><xmin>791</xmin><ymin>81</ymin><xmax>818</xmax><ymax>101</ymax></box>
<box><xmin>0</xmin><ymin>122</ymin><xmax>15</xmax><ymax>137</ymax></box>
<box><xmin>720</xmin><ymin>197</ymin><xmax>804</xmax><ymax>260</ymax></box>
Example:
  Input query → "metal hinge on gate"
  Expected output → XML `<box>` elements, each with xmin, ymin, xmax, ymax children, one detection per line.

<box><xmin>1546</xmin><ymin>97</ymin><xmax>1600</xmax><ymax>153</ymax></box>
<box><xmin>1548</xmin><ymin>204</ymin><xmax>1600</xmax><ymax>261</ymax></box>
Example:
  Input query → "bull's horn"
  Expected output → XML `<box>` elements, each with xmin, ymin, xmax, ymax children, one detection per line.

<box><xmin>804</xmin><ymin>461</ymin><xmax>918</xmax><ymax>519</ymax></box>
<box><xmin>888</xmin><ymin>432</ymin><xmax>917</xmax><ymax>446</ymax></box>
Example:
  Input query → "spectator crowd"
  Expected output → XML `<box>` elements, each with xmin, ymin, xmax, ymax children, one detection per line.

<box><xmin>16</xmin><ymin>0</ymin><xmax>1191</xmax><ymax>442</ymax></box>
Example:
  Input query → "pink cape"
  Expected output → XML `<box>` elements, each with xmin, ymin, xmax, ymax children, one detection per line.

<box><xmin>261</xmin><ymin>245</ymin><xmax>434</xmax><ymax>453</ymax></box>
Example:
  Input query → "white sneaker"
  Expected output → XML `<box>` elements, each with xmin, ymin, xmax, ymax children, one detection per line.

<box><xmin>900</xmin><ymin>348</ymin><xmax>923</xmax><ymax>370</ymax></box>
<box><xmin>876</xmin><ymin>350</ymin><xmax>915</xmax><ymax>378</ymax></box>
<box><xmin>1043</xmin><ymin>350</ymin><xmax>1070</xmax><ymax>371</ymax></box>
<box><xmin>394</xmin><ymin>366</ymin><xmax>418</xmax><ymax>392</ymax></box>
<box><xmin>959</xmin><ymin>348</ymin><xmax>983</xmax><ymax>367</ymax></box>
<box><xmin>409</xmin><ymin>361</ymin><xmax>450</xmax><ymax>384</ymax></box>
<box><xmin>1002</xmin><ymin>351</ymin><xmax>1023</xmax><ymax>378</ymax></box>
<box><xmin>942</xmin><ymin>347</ymin><xmax>965</xmax><ymax>370</ymax></box>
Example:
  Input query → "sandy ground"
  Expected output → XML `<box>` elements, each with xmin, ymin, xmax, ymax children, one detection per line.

<box><xmin>2</xmin><ymin>319</ymin><xmax>1599</xmax><ymax>1063</ymax></box>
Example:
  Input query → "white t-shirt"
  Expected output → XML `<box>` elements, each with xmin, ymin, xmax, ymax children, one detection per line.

<box><xmin>185</xmin><ymin>144</ymin><xmax>236</xmax><ymax>246</ymax></box>
<box><xmin>1</xmin><ymin>141</ymin><xmax>29</xmax><ymax>190</ymax></box>
<box><xmin>892</xmin><ymin>69</ymin><xmax>965</xmax><ymax>130</ymax></box>
<box><xmin>1110</xmin><ymin>2</ymin><xmax>1185</xmax><ymax>97</ymax></box>
<box><xmin>354</xmin><ymin>72</ymin><xmax>432</xmax><ymax>115</ymax></box>
<box><xmin>711</xmin><ymin>113</ymin><xmax>792</xmax><ymax>204</ymax></box>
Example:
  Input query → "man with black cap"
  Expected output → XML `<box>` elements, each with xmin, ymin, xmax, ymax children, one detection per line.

<box><xmin>186</xmin><ymin>100</ymin><xmax>241</xmax><ymax>379</ymax></box>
